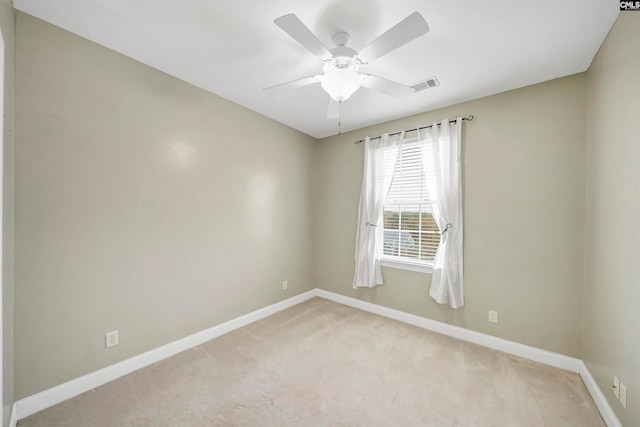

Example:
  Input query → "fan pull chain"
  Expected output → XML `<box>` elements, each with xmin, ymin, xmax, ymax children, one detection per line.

<box><xmin>338</xmin><ymin>100</ymin><xmax>343</xmax><ymax>136</ymax></box>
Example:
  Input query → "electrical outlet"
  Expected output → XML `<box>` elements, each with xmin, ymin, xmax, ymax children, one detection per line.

<box><xmin>614</xmin><ymin>376</ymin><xmax>620</xmax><ymax>398</ymax></box>
<box><xmin>105</xmin><ymin>330</ymin><xmax>119</xmax><ymax>348</ymax></box>
<box><xmin>283</xmin><ymin>280</ymin><xmax>288</xmax><ymax>290</ymax></box>
<box><xmin>620</xmin><ymin>382</ymin><xmax>627</xmax><ymax>409</ymax></box>
<box><xmin>488</xmin><ymin>310</ymin><xmax>498</xmax><ymax>323</ymax></box>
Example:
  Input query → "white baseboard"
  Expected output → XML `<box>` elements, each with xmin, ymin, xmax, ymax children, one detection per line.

<box><xmin>9</xmin><ymin>288</ymin><xmax>621</xmax><ymax>427</ymax></box>
<box><xmin>9</xmin><ymin>290</ymin><xmax>317</xmax><ymax>426</ymax></box>
<box><xmin>8</xmin><ymin>403</ymin><xmax>17</xmax><ymax>427</ymax></box>
<box><xmin>315</xmin><ymin>289</ymin><xmax>582</xmax><ymax>371</ymax></box>
<box><xmin>579</xmin><ymin>361</ymin><xmax>622</xmax><ymax>427</ymax></box>
<box><xmin>315</xmin><ymin>289</ymin><xmax>621</xmax><ymax>427</ymax></box>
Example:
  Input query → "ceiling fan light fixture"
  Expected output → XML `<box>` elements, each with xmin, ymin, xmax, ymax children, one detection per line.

<box><xmin>320</xmin><ymin>61</ymin><xmax>363</xmax><ymax>102</ymax></box>
<box><xmin>268</xmin><ymin>12</ymin><xmax>430</xmax><ymax>123</ymax></box>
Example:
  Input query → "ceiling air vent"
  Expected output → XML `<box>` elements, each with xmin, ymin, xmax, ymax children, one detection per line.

<box><xmin>411</xmin><ymin>76</ymin><xmax>440</xmax><ymax>92</ymax></box>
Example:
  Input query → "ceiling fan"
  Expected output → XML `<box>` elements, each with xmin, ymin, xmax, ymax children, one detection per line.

<box><xmin>264</xmin><ymin>12</ymin><xmax>430</xmax><ymax>120</ymax></box>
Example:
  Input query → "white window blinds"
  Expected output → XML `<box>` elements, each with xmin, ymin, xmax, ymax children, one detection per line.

<box><xmin>379</xmin><ymin>140</ymin><xmax>440</xmax><ymax>264</ymax></box>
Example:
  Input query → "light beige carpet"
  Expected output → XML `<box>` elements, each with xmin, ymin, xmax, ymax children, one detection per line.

<box><xmin>19</xmin><ymin>297</ymin><xmax>604</xmax><ymax>426</ymax></box>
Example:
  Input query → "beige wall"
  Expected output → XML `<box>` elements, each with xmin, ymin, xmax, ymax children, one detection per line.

<box><xmin>316</xmin><ymin>74</ymin><xmax>586</xmax><ymax>358</ymax></box>
<box><xmin>10</xmin><ymin>9</ymin><xmax>639</xmax><ymax>427</ymax></box>
<box><xmin>14</xmin><ymin>13</ymin><xmax>317</xmax><ymax>399</ymax></box>
<box><xmin>0</xmin><ymin>0</ymin><xmax>13</xmax><ymax>425</ymax></box>
<box><xmin>584</xmin><ymin>13</ymin><xmax>640</xmax><ymax>427</ymax></box>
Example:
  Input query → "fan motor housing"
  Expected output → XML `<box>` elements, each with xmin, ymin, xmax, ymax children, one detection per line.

<box><xmin>330</xmin><ymin>47</ymin><xmax>358</xmax><ymax>69</ymax></box>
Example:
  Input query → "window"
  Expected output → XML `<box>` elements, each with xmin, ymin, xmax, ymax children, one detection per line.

<box><xmin>377</xmin><ymin>138</ymin><xmax>440</xmax><ymax>273</ymax></box>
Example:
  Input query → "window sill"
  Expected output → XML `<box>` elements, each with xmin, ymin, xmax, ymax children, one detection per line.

<box><xmin>380</xmin><ymin>258</ymin><xmax>433</xmax><ymax>274</ymax></box>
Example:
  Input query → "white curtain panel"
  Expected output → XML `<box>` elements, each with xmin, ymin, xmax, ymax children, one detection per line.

<box><xmin>419</xmin><ymin>119</ymin><xmax>464</xmax><ymax>308</ymax></box>
<box><xmin>353</xmin><ymin>133</ymin><xmax>403</xmax><ymax>288</ymax></box>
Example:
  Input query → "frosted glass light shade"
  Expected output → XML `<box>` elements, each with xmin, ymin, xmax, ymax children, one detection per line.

<box><xmin>320</xmin><ymin>66</ymin><xmax>363</xmax><ymax>102</ymax></box>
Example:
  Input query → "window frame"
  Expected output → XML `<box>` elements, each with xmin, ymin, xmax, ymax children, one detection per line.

<box><xmin>380</xmin><ymin>257</ymin><xmax>434</xmax><ymax>274</ymax></box>
<box><xmin>377</xmin><ymin>137</ymin><xmax>438</xmax><ymax>274</ymax></box>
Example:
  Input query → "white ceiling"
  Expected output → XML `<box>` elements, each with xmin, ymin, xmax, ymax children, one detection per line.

<box><xmin>14</xmin><ymin>0</ymin><xmax>619</xmax><ymax>139</ymax></box>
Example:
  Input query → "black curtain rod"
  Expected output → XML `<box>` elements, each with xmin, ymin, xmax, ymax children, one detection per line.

<box><xmin>354</xmin><ymin>115</ymin><xmax>474</xmax><ymax>144</ymax></box>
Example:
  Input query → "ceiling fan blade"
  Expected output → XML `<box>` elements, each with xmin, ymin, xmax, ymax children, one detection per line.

<box><xmin>263</xmin><ymin>75</ymin><xmax>319</xmax><ymax>95</ymax></box>
<box><xmin>362</xmin><ymin>74</ymin><xmax>415</xmax><ymax>98</ymax></box>
<box><xmin>327</xmin><ymin>97</ymin><xmax>340</xmax><ymax>119</ymax></box>
<box><xmin>275</xmin><ymin>14</ymin><xmax>332</xmax><ymax>60</ymax></box>
<box><xmin>358</xmin><ymin>12</ymin><xmax>429</xmax><ymax>64</ymax></box>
